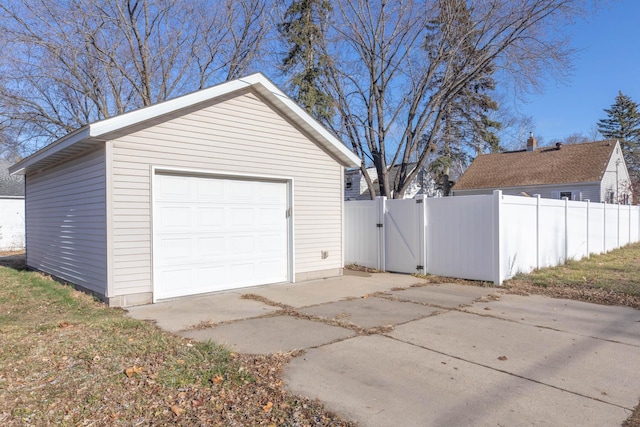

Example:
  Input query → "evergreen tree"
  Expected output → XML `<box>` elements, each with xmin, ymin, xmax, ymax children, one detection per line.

<box><xmin>278</xmin><ymin>0</ymin><xmax>334</xmax><ymax>123</ymax></box>
<box><xmin>598</xmin><ymin>91</ymin><xmax>640</xmax><ymax>177</ymax></box>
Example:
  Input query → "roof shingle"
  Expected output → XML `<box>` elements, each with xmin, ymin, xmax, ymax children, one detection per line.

<box><xmin>453</xmin><ymin>140</ymin><xmax>617</xmax><ymax>190</ymax></box>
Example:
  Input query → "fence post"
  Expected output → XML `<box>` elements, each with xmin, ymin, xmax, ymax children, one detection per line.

<box><xmin>629</xmin><ymin>204</ymin><xmax>632</xmax><ymax>245</ymax></box>
<box><xmin>603</xmin><ymin>202</ymin><xmax>607</xmax><ymax>253</ymax></box>
<box><xmin>415</xmin><ymin>194</ymin><xmax>427</xmax><ymax>274</ymax></box>
<box><xmin>617</xmin><ymin>203</ymin><xmax>621</xmax><ymax>248</ymax></box>
<box><xmin>534</xmin><ymin>194</ymin><xmax>541</xmax><ymax>269</ymax></box>
<box><xmin>585</xmin><ymin>199</ymin><xmax>590</xmax><ymax>258</ymax></box>
<box><xmin>563</xmin><ymin>197</ymin><xmax>568</xmax><ymax>262</ymax></box>
<box><xmin>376</xmin><ymin>196</ymin><xmax>387</xmax><ymax>271</ymax></box>
<box><xmin>493</xmin><ymin>190</ymin><xmax>503</xmax><ymax>285</ymax></box>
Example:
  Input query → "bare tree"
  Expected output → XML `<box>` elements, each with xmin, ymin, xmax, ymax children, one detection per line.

<box><xmin>0</xmin><ymin>0</ymin><xmax>271</xmax><ymax>153</ymax></box>
<box><xmin>316</xmin><ymin>0</ymin><xmax>584</xmax><ymax>198</ymax></box>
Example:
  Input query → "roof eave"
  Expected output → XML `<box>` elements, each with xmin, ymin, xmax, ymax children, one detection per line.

<box><xmin>9</xmin><ymin>127</ymin><xmax>92</xmax><ymax>175</ymax></box>
<box><xmin>11</xmin><ymin>73</ymin><xmax>360</xmax><ymax>175</ymax></box>
<box><xmin>245</xmin><ymin>75</ymin><xmax>360</xmax><ymax>167</ymax></box>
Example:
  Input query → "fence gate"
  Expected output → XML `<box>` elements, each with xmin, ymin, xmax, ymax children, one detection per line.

<box><xmin>384</xmin><ymin>197</ymin><xmax>426</xmax><ymax>274</ymax></box>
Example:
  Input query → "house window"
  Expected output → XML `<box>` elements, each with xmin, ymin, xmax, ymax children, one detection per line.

<box><xmin>622</xmin><ymin>193</ymin><xmax>629</xmax><ymax>205</ymax></box>
<box><xmin>346</xmin><ymin>179</ymin><xmax>352</xmax><ymax>190</ymax></box>
<box><xmin>607</xmin><ymin>191</ymin><xmax>615</xmax><ymax>204</ymax></box>
<box><xmin>559</xmin><ymin>191</ymin><xmax>572</xmax><ymax>200</ymax></box>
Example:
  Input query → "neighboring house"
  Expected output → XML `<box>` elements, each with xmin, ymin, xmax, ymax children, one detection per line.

<box><xmin>10</xmin><ymin>73</ymin><xmax>360</xmax><ymax>307</ymax></box>
<box><xmin>345</xmin><ymin>163</ymin><xmax>440</xmax><ymax>200</ymax></box>
<box><xmin>452</xmin><ymin>137</ymin><xmax>633</xmax><ymax>204</ymax></box>
<box><xmin>0</xmin><ymin>160</ymin><xmax>25</xmax><ymax>250</ymax></box>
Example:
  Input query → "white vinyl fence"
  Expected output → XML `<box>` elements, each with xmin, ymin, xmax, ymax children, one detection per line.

<box><xmin>0</xmin><ymin>198</ymin><xmax>25</xmax><ymax>251</ymax></box>
<box><xmin>345</xmin><ymin>191</ymin><xmax>640</xmax><ymax>284</ymax></box>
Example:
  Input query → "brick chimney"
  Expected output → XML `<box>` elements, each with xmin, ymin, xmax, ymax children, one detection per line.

<box><xmin>526</xmin><ymin>132</ymin><xmax>537</xmax><ymax>152</ymax></box>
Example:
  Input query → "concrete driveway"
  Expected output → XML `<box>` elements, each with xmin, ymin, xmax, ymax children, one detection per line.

<box><xmin>127</xmin><ymin>271</ymin><xmax>640</xmax><ymax>426</ymax></box>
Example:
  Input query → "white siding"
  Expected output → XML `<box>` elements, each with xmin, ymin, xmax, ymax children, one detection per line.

<box><xmin>25</xmin><ymin>148</ymin><xmax>107</xmax><ymax>295</ymax></box>
<box><xmin>0</xmin><ymin>198</ymin><xmax>25</xmax><ymax>250</ymax></box>
<box><xmin>109</xmin><ymin>90</ymin><xmax>343</xmax><ymax>297</ymax></box>
<box><xmin>601</xmin><ymin>144</ymin><xmax>632</xmax><ymax>203</ymax></box>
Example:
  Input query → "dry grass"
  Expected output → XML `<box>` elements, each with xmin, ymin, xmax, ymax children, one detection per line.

<box><xmin>0</xmin><ymin>254</ymin><xmax>353</xmax><ymax>426</ymax></box>
<box><xmin>505</xmin><ymin>242</ymin><xmax>640</xmax><ymax>309</ymax></box>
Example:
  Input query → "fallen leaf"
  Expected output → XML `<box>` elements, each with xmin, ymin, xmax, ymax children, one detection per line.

<box><xmin>59</xmin><ymin>322</ymin><xmax>70</xmax><ymax>328</ymax></box>
<box><xmin>170</xmin><ymin>405</ymin><xmax>183</xmax><ymax>416</ymax></box>
<box><xmin>176</xmin><ymin>359</ymin><xmax>185</xmax><ymax>365</ymax></box>
<box><xmin>497</xmin><ymin>356</ymin><xmax>508</xmax><ymax>361</ymax></box>
<box><xmin>484</xmin><ymin>307</ymin><xmax>491</xmax><ymax>311</ymax></box>
<box><xmin>192</xmin><ymin>400</ymin><xmax>203</xmax><ymax>408</ymax></box>
<box><xmin>177</xmin><ymin>391</ymin><xmax>187</xmax><ymax>399</ymax></box>
<box><xmin>212</xmin><ymin>374</ymin><xmax>224</xmax><ymax>385</ymax></box>
<box><xmin>125</xmin><ymin>366</ymin><xmax>143</xmax><ymax>377</ymax></box>
<box><xmin>262</xmin><ymin>401</ymin><xmax>273</xmax><ymax>412</ymax></box>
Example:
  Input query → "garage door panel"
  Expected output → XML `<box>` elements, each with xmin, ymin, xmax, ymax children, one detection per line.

<box><xmin>229</xmin><ymin>235</ymin><xmax>254</xmax><ymax>254</ymax></box>
<box><xmin>258</xmin><ymin>234</ymin><xmax>285</xmax><ymax>253</ymax></box>
<box><xmin>160</xmin><ymin>237</ymin><xmax>193</xmax><ymax>263</ymax></box>
<box><xmin>198</xmin><ymin>236</ymin><xmax>225</xmax><ymax>256</ymax></box>
<box><xmin>197</xmin><ymin>207</ymin><xmax>224</xmax><ymax>227</ymax></box>
<box><xmin>258</xmin><ymin>181</ymin><xmax>287</xmax><ymax>202</ymax></box>
<box><xmin>230</xmin><ymin>180</ymin><xmax>255</xmax><ymax>199</ymax></box>
<box><xmin>231</xmin><ymin>208</ymin><xmax>254</xmax><ymax>225</ymax></box>
<box><xmin>197</xmin><ymin>179</ymin><xmax>224</xmax><ymax>199</ymax></box>
<box><xmin>260</xmin><ymin>208</ymin><xmax>282</xmax><ymax>225</ymax></box>
<box><xmin>158</xmin><ymin>206</ymin><xmax>192</xmax><ymax>228</ymax></box>
<box><xmin>157</xmin><ymin>175</ymin><xmax>191</xmax><ymax>199</ymax></box>
<box><xmin>154</xmin><ymin>174</ymin><xmax>289</xmax><ymax>300</ymax></box>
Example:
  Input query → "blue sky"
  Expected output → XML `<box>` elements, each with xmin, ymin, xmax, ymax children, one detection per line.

<box><xmin>516</xmin><ymin>0</ymin><xmax>640</xmax><ymax>143</ymax></box>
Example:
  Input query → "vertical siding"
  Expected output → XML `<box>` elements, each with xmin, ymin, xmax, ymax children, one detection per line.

<box><xmin>110</xmin><ymin>90</ymin><xmax>343</xmax><ymax>297</ymax></box>
<box><xmin>25</xmin><ymin>148</ymin><xmax>107</xmax><ymax>295</ymax></box>
<box><xmin>601</xmin><ymin>144</ymin><xmax>632</xmax><ymax>203</ymax></box>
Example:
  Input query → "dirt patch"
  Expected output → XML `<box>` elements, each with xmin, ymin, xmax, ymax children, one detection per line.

<box><xmin>624</xmin><ymin>400</ymin><xmax>640</xmax><ymax>427</ymax></box>
<box><xmin>0</xmin><ymin>251</ymin><xmax>25</xmax><ymax>270</ymax></box>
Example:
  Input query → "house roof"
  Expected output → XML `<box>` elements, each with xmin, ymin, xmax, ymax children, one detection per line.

<box><xmin>0</xmin><ymin>160</ymin><xmax>24</xmax><ymax>197</ymax></box>
<box><xmin>10</xmin><ymin>73</ymin><xmax>360</xmax><ymax>175</ymax></box>
<box><xmin>453</xmin><ymin>140</ymin><xmax>619</xmax><ymax>191</ymax></box>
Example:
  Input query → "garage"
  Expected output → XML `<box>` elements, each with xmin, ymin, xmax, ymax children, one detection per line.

<box><xmin>10</xmin><ymin>73</ymin><xmax>360</xmax><ymax>307</ymax></box>
<box><xmin>153</xmin><ymin>172</ymin><xmax>290</xmax><ymax>300</ymax></box>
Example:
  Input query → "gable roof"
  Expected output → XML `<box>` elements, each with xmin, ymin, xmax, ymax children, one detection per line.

<box><xmin>0</xmin><ymin>160</ymin><xmax>24</xmax><ymax>197</ymax></box>
<box><xmin>10</xmin><ymin>73</ymin><xmax>359</xmax><ymax>175</ymax></box>
<box><xmin>453</xmin><ymin>140</ymin><xmax>619</xmax><ymax>191</ymax></box>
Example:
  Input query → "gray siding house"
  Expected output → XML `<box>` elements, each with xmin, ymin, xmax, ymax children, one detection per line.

<box><xmin>452</xmin><ymin>138</ymin><xmax>633</xmax><ymax>204</ymax></box>
<box><xmin>345</xmin><ymin>163</ymin><xmax>440</xmax><ymax>200</ymax></box>
<box><xmin>10</xmin><ymin>73</ymin><xmax>360</xmax><ymax>306</ymax></box>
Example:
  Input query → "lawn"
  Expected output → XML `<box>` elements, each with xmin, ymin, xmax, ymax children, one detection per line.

<box><xmin>505</xmin><ymin>241</ymin><xmax>640</xmax><ymax>309</ymax></box>
<box><xmin>0</xmin><ymin>255</ymin><xmax>352</xmax><ymax>426</ymax></box>
<box><xmin>2</xmin><ymin>243</ymin><xmax>639</xmax><ymax>426</ymax></box>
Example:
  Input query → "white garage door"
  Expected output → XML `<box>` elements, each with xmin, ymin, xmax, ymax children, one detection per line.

<box><xmin>153</xmin><ymin>173</ymin><xmax>289</xmax><ymax>300</ymax></box>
